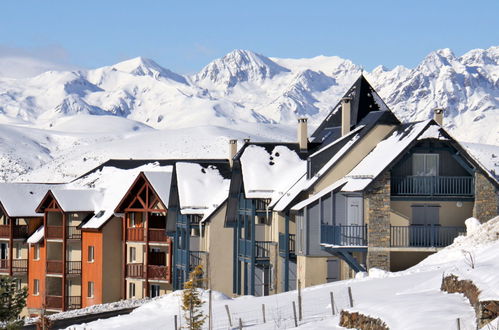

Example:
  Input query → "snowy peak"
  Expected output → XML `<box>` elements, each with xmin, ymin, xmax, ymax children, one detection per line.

<box><xmin>111</xmin><ymin>57</ymin><xmax>188</xmax><ymax>84</ymax></box>
<box><xmin>194</xmin><ymin>49</ymin><xmax>290</xmax><ymax>88</ymax></box>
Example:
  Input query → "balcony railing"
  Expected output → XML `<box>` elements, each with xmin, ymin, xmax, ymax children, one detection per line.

<box><xmin>189</xmin><ymin>251</ymin><xmax>207</xmax><ymax>270</ymax></box>
<box><xmin>66</xmin><ymin>296</ymin><xmax>82</xmax><ymax>310</ymax></box>
<box><xmin>66</xmin><ymin>226</ymin><xmax>81</xmax><ymax>239</ymax></box>
<box><xmin>46</xmin><ymin>226</ymin><xmax>63</xmax><ymax>239</ymax></box>
<box><xmin>391</xmin><ymin>176</ymin><xmax>474</xmax><ymax>196</ymax></box>
<box><xmin>148</xmin><ymin>228</ymin><xmax>168</xmax><ymax>242</ymax></box>
<box><xmin>46</xmin><ymin>260</ymin><xmax>63</xmax><ymax>274</ymax></box>
<box><xmin>66</xmin><ymin>261</ymin><xmax>82</xmax><ymax>275</ymax></box>
<box><xmin>0</xmin><ymin>259</ymin><xmax>8</xmax><ymax>272</ymax></box>
<box><xmin>126</xmin><ymin>263</ymin><xmax>144</xmax><ymax>278</ymax></box>
<box><xmin>391</xmin><ymin>225</ymin><xmax>465</xmax><ymax>248</ymax></box>
<box><xmin>0</xmin><ymin>225</ymin><xmax>29</xmax><ymax>239</ymax></box>
<box><xmin>127</xmin><ymin>227</ymin><xmax>145</xmax><ymax>241</ymax></box>
<box><xmin>320</xmin><ymin>225</ymin><xmax>368</xmax><ymax>246</ymax></box>
<box><xmin>148</xmin><ymin>265</ymin><xmax>168</xmax><ymax>280</ymax></box>
<box><xmin>46</xmin><ymin>295</ymin><xmax>63</xmax><ymax>309</ymax></box>
<box><xmin>12</xmin><ymin>259</ymin><xmax>28</xmax><ymax>273</ymax></box>
<box><xmin>0</xmin><ymin>225</ymin><xmax>9</xmax><ymax>237</ymax></box>
<box><xmin>278</xmin><ymin>233</ymin><xmax>296</xmax><ymax>256</ymax></box>
<box><xmin>238</xmin><ymin>240</ymin><xmax>272</xmax><ymax>259</ymax></box>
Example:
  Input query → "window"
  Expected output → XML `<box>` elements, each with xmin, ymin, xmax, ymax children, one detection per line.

<box><xmin>129</xmin><ymin>247</ymin><xmax>136</xmax><ymax>262</ymax></box>
<box><xmin>129</xmin><ymin>213</ymin><xmax>136</xmax><ymax>227</ymax></box>
<box><xmin>413</xmin><ymin>154</ymin><xmax>439</xmax><ymax>176</ymax></box>
<box><xmin>88</xmin><ymin>281</ymin><xmax>94</xmax><ymax>298</ymax></box>
<box><xmin>33</xmin><ymin>279</ymin><xmax>39</xmax><ymax>295</ymax></box>
<box><xmin>34</xmin><ymin>244</ymin><xmax>40</xmax><ymax>260</ymax></box>
<box><xmin>15</xmin><ymin>243</ymin><xmax>21</xmax><ymax>259</ymax></box>
<box><xmin>150</xmin><ymin>284</ymin><xmax>160</xmax><ymax>298</ymax></box>
<box><xmin>129</xmin><ymin>282</ymin><xmax>136</xmax><ymax>298</ymax></box>
<box><xmin>15</xmin><ymin>279</ymin><xmax>21</xmax><ymax>291</ymax></box>
<box><xmin>88</xmin><ymin>246</ymin><xmax>95</xmax><ymax>262</ymax></box>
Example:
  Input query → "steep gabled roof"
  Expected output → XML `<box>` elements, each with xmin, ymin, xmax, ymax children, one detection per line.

<box><xmin>0</xmin><ymin>183</ymin><xmax>61</xmax><ymax>217</ymax></box>
<box><xmin>311</xmin><ymin>75</ymin><xmax>397</xmax><ymax>143</ymax></box>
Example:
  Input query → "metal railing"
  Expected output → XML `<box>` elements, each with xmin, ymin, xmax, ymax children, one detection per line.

<box><xmin>66</xmin><ymin>226</ymin><xmax>81</xmax><ymax>239</ymax></box>
<box><xmin>46</xmin><ymin>226</ymin><xmax>63</xmax><ymax>239</ymax></box>
<box><xmin>320</xmin><ymin>225</ymin><xmax>368</xmax><ymax>246</ymax></box>
<box><xmin>126</xmin><ymin>263</ymin><xmax>144</xmax><ymax>278</ymax></box>
<box><xmin>189</xmin><ymin>251</ymin><xmax>207</xmax><ymax>270</ymax></box>
<box><xmin>12</xmin><ymin>259</ymin><xmax>28</xmax><ymax>273</ymax></box>
<box><xmin>66</xmin><ymin>261</ymin><xmax>82</xmax><ymax>275</ymax></box>
<box><xmin>391</xmin><ymin>225</ymin><xmax>465</xmax><ymax>247</ymax></box>
<box><xmin>148</xmin><ymin>228</ymin><xmax>168</xmax><ymax>242</ymax></box>
<box><xmin>391</xmin><ymin>176</ymin><xmax>474</xmax><ymax>196</ymax></box>
<box><xmin>278</xmin><ymin>233</ymin><xmax>296</xmax><ymax>255</ymax></box>
<box><xmin>66</xmin><ymin>296</ymin><xmax>82</xmax><ymax>310</ymax></box>
<box><xmin>238</xmin><ymin>240</ymin><xmax>273</xmax><ymax>259</ymax></box>
<box><xmin>127</xmin><ymin>227</ymin><xmax>145</xmax><ymax>241</ymax></box>
<box><xmin>46</xmin><ymin>260</ymin><xmax>63</xmax><ymax>274</ymax></box>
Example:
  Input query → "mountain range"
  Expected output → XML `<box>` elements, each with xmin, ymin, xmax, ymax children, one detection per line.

<box><xmin>0</xmin><ymin>47</ymin><xmax>498</xmax><ymax>182</ymax></box>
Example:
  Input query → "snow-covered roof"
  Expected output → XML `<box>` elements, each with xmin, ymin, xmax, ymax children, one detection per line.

<box><xmin>0</xmin><ymin>183</ymin><xmax>60</xmax><ymax>217</ymax></box>
<box><xmin>240</xmin><ymin>145</ymin><xmax>306</xmax><ymax>203</ymax></box>
<box><xmin>341</xmin><ymin>120</ymin><xmax>432</xmax><ymax>192</ymax></box>
<box><xmin>79</xmin><ymin>164</ymin><xmax>173</xmax><ymax>229</ymax></box>
<box><xmin>27</xmin><ymin>225</ymin><xmax>44</xmax><ymax>244</ymax></box>
<box><xmin>176</xmin><ymin>162</ymin><xmax>230</xmax><ymax>216</ymax></box>
<box><xmin>50</xmin><ymin>189</ymin><xmax>103</xmax><ymax>212</ymax></box>
<box><xmin>143</xmin><ymin>171</ymin><xmax>172</xmax><ymax>207</ymax></box>
<box><xmin>291</xmin><ymin>179</ymin><xmax>347</xmax><ymax>211</ymax></box>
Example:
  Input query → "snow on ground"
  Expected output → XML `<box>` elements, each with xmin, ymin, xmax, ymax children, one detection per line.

<box><xmin>68</xmin><ymin>217</ymin><xmax>499</xmax><ymax>330</ymax></box>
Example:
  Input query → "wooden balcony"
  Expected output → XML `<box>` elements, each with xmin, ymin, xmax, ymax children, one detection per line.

<box><xmin>46</xmin><ymin>295</ymin><xmax>63</xmax><ymax>310</ymax></box>
<box><xmin>148</xmin><ymin>265</ymin><xmax>169</xmax><ymax>280</ymax></box>
<box><xmin>66</xmin><ymin>226</ymin><xmax>81</xmax><ymax>239</ymax></box>
<box><xmin>46</xmin><ymin>226</ymin><xmax>63</xmax><ymax>239</ymax></box>
<box><xmin>320</xmin><ymin>225</ymin><xmax>368</xmax><ymax>247</ymax></box>
<box><xmin>66</xmin><ymin>296</ymin><xmax>82</xmax><ymax>310</ymax></box>
<box><xmin>127</xmin><ymin>228</ymin><xmax>144</xmax><ymax>242</ymax></box>
<box><xmin>148</xmin><ymin>228</ymin><xmax>168</xmax><ymax>242</ymax></box>
<box><xmin>238</xmin><ymin>240</ymin><xmax>272</xmax><ymax>260</ymax></box>
<box><xmin>0</xmin><ymin>225</ymin><xmax>28</xmax><ymax>239</ymax></box>
<box><xmin>126</xmin><ymin>263</ymin><xmax>144</xmax><ymax>278</ymax></box>
<box><xmin>0</xmin><ymin>259</ymin><xmax>8</xmax><ymax>272</ymax></box>
<box><xmin>391</xmin><ymin>176</ymin><xmax>474</xmax><ymax>197</ymax></box>
<box><xmin>46</xmin><ymin>260</ymin><xmax>63</xmax><ymax>274</ymax></box>
<box><xmin>12</xmin><ymin>259</ymin><xmax>28</xmax><ymax>273</ymax></box>
<box><xmin>391</xmin><ymin>225</ymin><xmax>465</xmax><ymax>248</ymax></box>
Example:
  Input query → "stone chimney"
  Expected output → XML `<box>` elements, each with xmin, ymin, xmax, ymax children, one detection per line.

<box><xmin>298</xmin><ymin>118</ymin><xmax>308</xmax><ymax>151</ymax></box>
<box><xmin>433</xmin><ymin>108</ymin><xmax>444</xmax><ymax>126</ymax></box>
<box><xmin>228</xmin><ymin>139</ymin><xmax>237</xmax><ymax>168</ymax></box>
<box><xmin>341</xmin><ymin>97</ymin><xmax>352</xmax><ymax>136</ymax></box>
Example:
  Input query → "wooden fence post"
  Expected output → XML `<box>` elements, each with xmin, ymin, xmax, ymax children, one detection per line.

<box><xmin>262</xmin><ymin>303</ymin><xmax>266</xmax><ymax>323</ymax></box>
<box><xmin>292</xmin><ymin>301</ymin><xmax>298</xmax><ymax>327</ymax></box>
<box><xmin>456</xmin><ymin>318</ymin><xmax>461</xmax><ymax>330</ymax></box>
<box><xmin>208</xmin><ymin>289</ymin><xmax>212</xmax><ymax>330</ymax></box>
<box><xmin>239</xmin><ymin>318</ymin><xmax>243</xmax><ymax>329</ymax></box>
<box><xmin>174</xmin><ymin>315</ymin><xmax>178</xmax><ymax>330</ymax></box>
<box><xmin>348</xmin><ymin>287</ymin><xmax>353</xmax><ymax>308</ymax></box>
<box><xmin>330</xmin><ymin>292</ymin><xmax>335</xmax><ymax>315</ymax></box>
<box><xmin>225</xmin><ymin>304</ymin><xmax>233</xmax><ymax>327</ymax></box>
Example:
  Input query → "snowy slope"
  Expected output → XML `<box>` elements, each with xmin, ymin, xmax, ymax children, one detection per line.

<box><xmin>0</xmin><ymin>47</ymin><xmax>498</xmax><ymax>182</ymax></box>
<box><xmin>66</xmin><ymin>217</ymin><xmax>499</xmax><ymax>330</ymax></box>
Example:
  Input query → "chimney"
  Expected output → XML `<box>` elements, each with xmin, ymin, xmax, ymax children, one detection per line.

<box><xmin>341</xmin><ymin>97</ymin><xmax>352</xmax><ymax>136</ymax></box>
<box><xmin>243</xmin><ymin>138</ymin><xmax>251</xmax><ymax>143</ymax></box>
<box><xmin>298</xmin><ymin>118</ymin><xmax>308</xmax><ymax>151</ymax></box>
<box><xmin>228</xmin><ymin>139</ymin><xmax>237</xmax><ymax>167</ymax></box>
<box><xmin>433</xmin><ymin>108</ymin><xmax>444</xmax><ymax>126</ymax></box>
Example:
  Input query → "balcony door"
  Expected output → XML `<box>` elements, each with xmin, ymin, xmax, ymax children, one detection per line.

<box><xmin>413</xmin><ymin>154</ymin><xmax>439</xmax><ymax>176</ymax></box>
<box><xmin>0</xmin><ymin>243</ymin><xmax>7</xmax><ymax>259</ymax></box>
<box><xmin>411</xmin><ymin>205</ymin><xmax>440</xmax><ymax>246</ymax></box>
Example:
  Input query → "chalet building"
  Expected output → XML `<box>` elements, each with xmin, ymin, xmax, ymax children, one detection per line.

<box><xmin>166</xmin><ymin>160</ymin><xmax>231</xmax><ymax>295</ymax></box>
<box><xmin>31</xmin><ymin>189</ymin><xmax>101</xmax><ymax>314</ymax></box>
<box><xmin>224</xmin><ymin>137</ymin><xmax>318</xmax><ymax>296</ymax></box>
<box><xmin>115</xmin><ymin>171</ymin><xmax>174</xmax><ymax>300</ymax></box>
<box><xmin>0</xmin><ymin>183</ymin><xmax>58</xmax><ymax>316</ymax></box>
<box><xmin>279</xmin><ymin>76</ymin><xmax>499</xmax><ymax>287</ymax></box>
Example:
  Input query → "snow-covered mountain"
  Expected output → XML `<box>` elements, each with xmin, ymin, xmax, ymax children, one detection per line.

<box><xmin>0</xmin><ymin>47</ymin><xmax>498</xmax><ymax>182</ymax></box>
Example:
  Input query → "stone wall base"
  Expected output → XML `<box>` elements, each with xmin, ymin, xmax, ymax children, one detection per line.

<box><xmin>367</xmin><ymin>251</ymin><xmax>390</xmax><ymax>271</ymax></box>
<box><xmin>340</xmin><ymin>310</ymin><xmax>389</xmax><ymax>330</ymax></box>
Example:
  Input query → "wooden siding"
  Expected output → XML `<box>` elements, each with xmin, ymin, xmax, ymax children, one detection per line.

<box><xmin>82</xmin><ymin>231</ymin><xmax>102</xmax><ymax>308</ymax></box>
<box><xmin>27</xmin><ymin>242</ymin><xmax>46</xmax><ymax>311</ymax></box>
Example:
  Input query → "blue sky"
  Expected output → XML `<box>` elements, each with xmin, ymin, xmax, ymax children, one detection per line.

<box><xmin>1</xmin><ymin>0</ymin><xmax>498</xmax><ymax>73</ymax></box>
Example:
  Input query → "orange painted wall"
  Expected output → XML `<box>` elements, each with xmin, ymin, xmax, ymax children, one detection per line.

<box><xmin>81</xmin><ymin>231</ymin><xmax>103</xmax><ymax>307</ymax></box>
<box><xmin>27</xmin><ymin>242</ymin><xmax>46</xmax><ymax>313</ymax></box>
